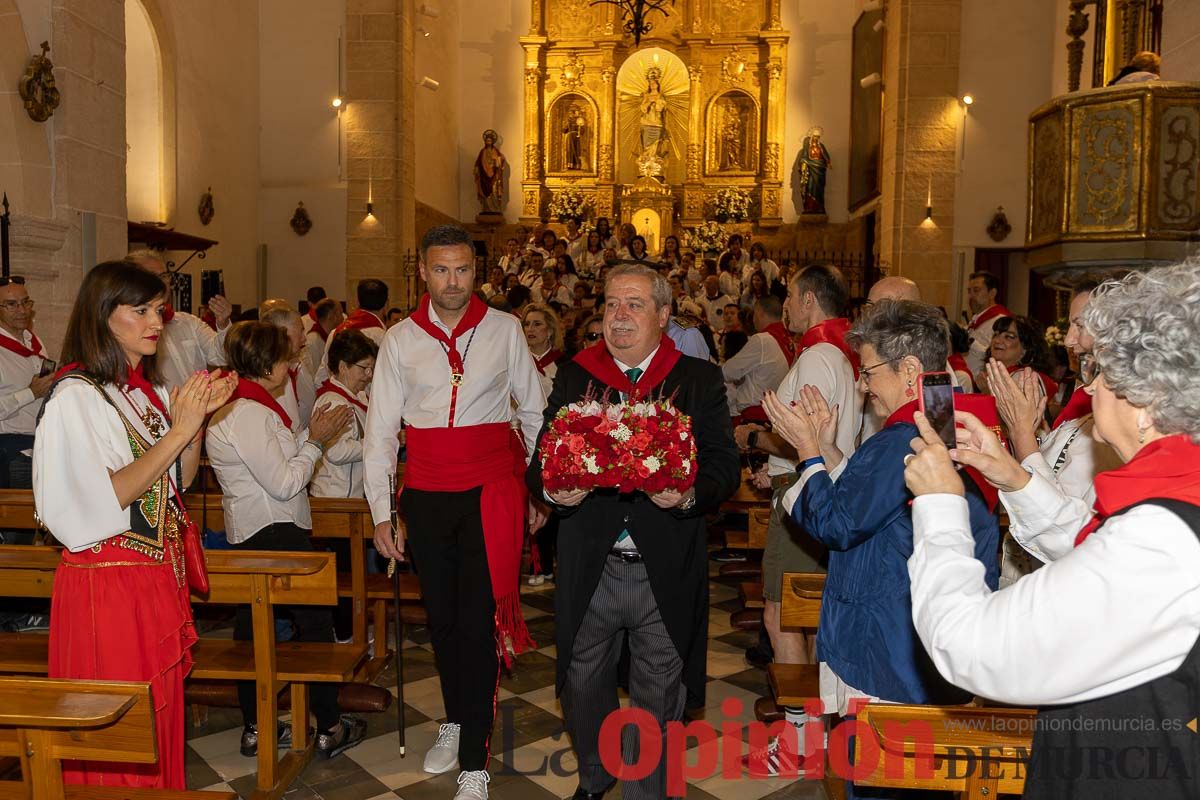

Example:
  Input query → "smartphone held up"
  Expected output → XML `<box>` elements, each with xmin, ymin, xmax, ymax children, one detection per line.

<box><xmin>918</xmin><ymin>371</ymin><xmax>956</xmax><ymax>451</ymax></box>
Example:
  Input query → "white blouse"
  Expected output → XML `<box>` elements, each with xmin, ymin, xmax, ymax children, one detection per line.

<box><xmin>205</xmin><ymin>398</ymin><xmax>321</xmax><ymax>543</ymax></box>
<box><xmin>33</xmin><ymin>377</ymin><xmax>173</xmax><ymax>552</ymax></box>
<box><xmin>309</xmin><ymin>380</ymin><xmax>368</xmax><ymax>499</ymax></box>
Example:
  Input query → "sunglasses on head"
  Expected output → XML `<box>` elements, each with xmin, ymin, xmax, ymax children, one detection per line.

<box><xmin>0</xmin><ymin>276</ymin><xmax>26</xmax><ymax>287</ymax></box>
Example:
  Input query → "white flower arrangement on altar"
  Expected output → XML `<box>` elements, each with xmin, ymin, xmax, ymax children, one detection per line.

<box><xmin>547</xmin><ymin>187</ymin><xmax>591</xmax><ymax>222</ymax></box>
<box><xmin>683</xmin><ymin>221</ymin><xmax>729</xmax><ymax>254</ymax></box>
<box><xmin>1044</xmin><ymin>319</ymin><xmax>1068</xmax><ymax>348</ymax></box>
<box><xmin>712</xmin><ymin>187</ymin><xmax>752</xmax><ymax>222</ymax></box>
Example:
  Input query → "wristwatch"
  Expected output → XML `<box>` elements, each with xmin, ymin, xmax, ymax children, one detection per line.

<box><xmin>679</xmin><ymin>489</ymin><xmax>697</xmax><ymax>511</ymax></box>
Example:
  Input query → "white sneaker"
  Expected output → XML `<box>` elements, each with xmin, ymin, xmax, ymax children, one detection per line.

<box><xmin>527</xmin><ymin>574</ymin><xmax>545</xmax><ymax>586</ymax></box>
<box><xmin>454</xmin><ymin>770</ymin><xmax>490</xmax><ymax>799</ymax></box>
<box><xmin>423</xmin><ymin>722</ymin><xmax>461</xmax><ymax>774</ymax></box>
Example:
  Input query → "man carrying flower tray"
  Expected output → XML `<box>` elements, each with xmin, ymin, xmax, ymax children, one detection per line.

<box><xmin>527</xmin><ymin>264</ymin><xmax>740</xmax><ymax>800</ymax></box>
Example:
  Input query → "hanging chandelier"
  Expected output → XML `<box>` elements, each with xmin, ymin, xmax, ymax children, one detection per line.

<box><xmin>590</xmin><ymin>0</ymin><xmax>674</xmax><ymax>46</ymax></box>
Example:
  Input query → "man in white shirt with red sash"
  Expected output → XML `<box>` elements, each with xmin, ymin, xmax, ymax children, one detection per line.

<box><xmin>0</xmin><ymin>276</ymin><xmax>51</xmax><ymax>492</ymax></box>
<box><xmin>964</xmin><ymin>271</ymin><xmax>1012</xmax><ymax>375</ymax></box>
<box><xmin>366</xmin><ymin>225</ymin><xmax>546</xmax><ymax>800</ymax></box>
<box><xmin>315</xmin><ymin>279</ymin><xmax>388</xmax><ymax>384</ymax></box>
<box><xmin>260</xmin><ymin>303</ymin><xmax>317</xmax><ymax>431</ymax></box>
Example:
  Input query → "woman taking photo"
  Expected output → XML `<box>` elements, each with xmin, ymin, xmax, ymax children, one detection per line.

<box><xmin>904</xmin><ymin>262</ymin><xmax>1200</xmax><ymax>799</ymax></box>
<box><xmin>35</xmin><ymin>260</ymin><xmax>236</xmax><ymax>789</ymax></box>
<box><xmin>206</xmin><ymin>321</ymin><xmax>366</xmax><ymax>759</ymax></box>
<box><xmin>763</xmin><ymin>300</ymin><xmax>999</xmax><ymax>784</ymax></box>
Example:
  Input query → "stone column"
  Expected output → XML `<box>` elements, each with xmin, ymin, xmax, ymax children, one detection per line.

<box><xmin>761</xmin><ymin>34</ymin><xmax>788</xmax><ymax>226</ymax></box>
<box><xmin>878</xmin><ymin>0</ymin><xmax>963</xmax><ymax>308</ymax></box>
<box><xmin>682</xmin><ymin>62</ymin><xmax>705</xmax><ymax>225</ymax></box>
<box><xmin>345</xmin><ymin>0</ymin><xmax>416</xmax><ymax>310</ymax></box>
<box><xmin>595</xmin><ymin>55</ymin><xmax>617</xmax><ymax>221</ymax></box>
<box><xmin>519</xmin><ymin>40</ymin><xmax>545</xmax><ymax>222</ymax></box>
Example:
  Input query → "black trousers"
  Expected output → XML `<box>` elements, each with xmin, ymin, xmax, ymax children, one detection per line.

<box><xmin>232</xmin><ymin>522</ymin><xmax>341</xmax><ymax>731</ymax></box>
<box><xmin>402</xmin><ymin>487</ymin><xmax>499</xmax><ymax>771</ymax></box>
<box><xmin>534</xmin><ymin>514</ymin><xmax>558</xmax><ymax>577</ymax></box>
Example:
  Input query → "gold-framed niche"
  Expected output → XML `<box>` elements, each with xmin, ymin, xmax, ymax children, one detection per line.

<box><xmin>520</xmin><ymin>0</ymin><xmax>789</xmax><ymax>228</ymax></box>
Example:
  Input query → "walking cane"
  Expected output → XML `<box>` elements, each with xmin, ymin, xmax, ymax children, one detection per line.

<box><xmin>387</xmin><ymin>472</ymin><xmax>407</xmax><ymax>757</ymax></box>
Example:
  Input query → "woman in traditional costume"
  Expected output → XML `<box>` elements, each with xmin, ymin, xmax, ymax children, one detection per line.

<box><xmin>205</xmin><ymin>321</ymin><xmax>365</xmax><ymax>759</ymax></box>
<box><xmin>35</xmin><ymin>260</ymin><xmax>236</xmax><ymax>789</ymax></box>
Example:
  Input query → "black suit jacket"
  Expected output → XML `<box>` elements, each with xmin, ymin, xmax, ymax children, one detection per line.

<box><xmin>526</xmin><ymin>353</ymin><xmax>740</xmax><ymax>707</ymax></box>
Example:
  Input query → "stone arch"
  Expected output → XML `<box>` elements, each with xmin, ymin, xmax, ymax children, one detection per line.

<box><xmin>545</xmin><ymin>91</ymin><xmax>599</xmax><ymax>175</ymax></box>
<box><xmin>125</xmin><ymin>0</ymin><xmax>178</xmax><ymax>222</ymax></box>
<box><xmin>704</xmin><ymin>89</ymin><xmax>760</xmax><ymax>176</ymax></box>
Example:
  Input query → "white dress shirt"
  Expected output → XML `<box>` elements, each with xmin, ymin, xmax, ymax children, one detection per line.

<box><xmin>0</xmin><ymin>328</ymin><xmax>47</xmax><ymax>435</ymax></box>
<box><xmin>696</xmin><ymin>293</ymin><xmax>736</xmax><ymax>332</ymax></box>
<box><xmin>742</xmin><ymin>259</ymin><xmax>780</xmax><ymax>287</ymax></box>
<box><xmin>770</xmin><ymin>342</ymin><xmax>862</xmax><ymax>481</ymax></box>
<box><xmin>363</xmin><ymin>307</ymin><xmax>547</xmax><ymax>525</ymax></box>
<box><xmin>721</xmin><ymin>332</ymin><xmax>789</xmax><ymax>416</ymax></box>
<box><xmin>309</xmin><ymin>379</ymin><xmax>368</xmax><ymax>498</ymax></box>
<box><xmin>278</xmin><ymin>363</ymin><xmax>316</xmax><ymax>433</ymax></box>
<box><xmin>580</xmin><ymin>250</ymin><xmax>606</xmax><ymax>278</ymax></box>
<box><xmin>965</xmin><ymin>305</ymin><xmax>1004</xmax><ymax>376</ymax></box>
<box><xmin>206</xmin><ymin>398</ymin><xmax>321</xmax><ymax>543</ymax></box>
<box><xmin>532</xmin><ymin>279</ymin><xmax>573</xmax><ymax>306</ymax></box>
<box><xmin>33</xmin><ymin>378</ymin><xmax>173</xmax><ymax>551</ymax></box>
<box><xmin>909</xmin><ymin>493</ymin><xmax>1200</xmax><ymax>705</ymax></box>
<box><xmin>158</xmin><ymin>311</ymin><xmax>227</xmax><ymax>392</ymax></box>
<box><xmin>303</xmin><ymin>330</ymin><xmax>326</xmax><ymax>377</ymax></box>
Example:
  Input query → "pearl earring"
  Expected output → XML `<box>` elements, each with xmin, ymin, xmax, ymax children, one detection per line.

<box><xmin>1138</xmin><ymin>427</ymin><xmax>1146</xmax><ymax>444</ymax></box>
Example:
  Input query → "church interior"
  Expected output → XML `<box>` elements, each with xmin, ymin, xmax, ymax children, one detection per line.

<box><xmin>2</xmin><ymin>0</ymin><xmax>1199</xmax><ymax>799</ymax></box>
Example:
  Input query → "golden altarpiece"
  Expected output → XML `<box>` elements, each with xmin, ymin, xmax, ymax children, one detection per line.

<box><xmin>519</xmin><ymin>0</ymin><xmax>788</xmax><ymax>248</ymax></box>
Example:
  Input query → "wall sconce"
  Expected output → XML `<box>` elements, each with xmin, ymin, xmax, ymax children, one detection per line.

<box><xmin>859</xmin><ymin>72</ymin><xmax>882</xmax><ymax>89</ymax></box>
<box><xmin>923</xmin><ymin>176</ymin><xmax>934</xmax><ymax>223</ymax></box>
<box><xmin>873</xmin><ymin>18</ymin><xmax>885</xmax><ymax>32</ymax></box>
<box><xmin>331</xmin><ymin>96</ymin><xmax>344</xmax><ymax>109</ymax></box>
<box><xmin>418</xmin><ymin>76</ymin><xmax>440</xmax><ymax>91</ymax></box>
<box><xmin>961</xmin><ymin>93</ymin><xmax>975</xmax><ymax>106</ymax></box>
<box><xmin>366</xmin><ymin>201</ymin><xmax>374</xmax><ymax>218</ymax></box>
<box><xmin>417</xmin><ymin>26</ymin><xmax>431</xmax><ymax>38</ymax></box>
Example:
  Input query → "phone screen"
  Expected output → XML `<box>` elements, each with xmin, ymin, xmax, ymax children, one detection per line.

<box><xmin>200</xmin><ymin>270</ymin><xmax>225</xmax><ymax>305</ymax></box>
<box><xmin>39</xmin><ymin>359</ymin><xmax>57</xmax><ymax>378</ymax></box>
<box><xmin>919</xmin><ymin>372</ymin><xmax>956</xmax><ymax>450</ymax></box>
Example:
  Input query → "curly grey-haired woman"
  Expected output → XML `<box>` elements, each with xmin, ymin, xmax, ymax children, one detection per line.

<box><xmin>903</xmin><ymin>261</ymin><xmax>1200</xmax><ymax>799</ymax></box>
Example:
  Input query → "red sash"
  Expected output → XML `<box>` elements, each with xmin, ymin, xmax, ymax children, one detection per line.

<box><xmin>968</xmin><ymin>304</ymin><xmax>1011</xmax><ymax>331</ymax></box>
<box><xmin>763</xmin><ymin>322</ymin><xmax>796</xmax><ymax>366</ymax></box>
<box><xmin>0</xmin><ymin>330</ymin><xmax>44</xmax><ymax>359</ymax></box>
<box><xmin>404</xmin><ymin>423</ymin><xmax>533</xmax><ymax>665</ymax></box>
<box><xmin>162</xmin><ymin>303</ymin><xmax>176</xmax><ymax>325</ymax></box>
<box><xmin>533</xmin><ymin>349</ymin><xmax>562</xmax><ymax>376</ymax></box>
<box><xmin>888</xmin><ymin>396</ymin><xmax>1002</xmax><ymax>511</ymax></box>
<box><xmin>125</xmin><ymin>364</ymin><xmax>170</xmax><ymax>421</ymax></box>
<box><xmin>316</xmin><ymin>379</ymin><xmax>367</xmax><ymax>413</ymax></box>
<box><xmin>1053</xmin><ymin>385</ymin><xmax>1092</xmax><ymax>429</ymax></box>
<box><xmin>409</xmin><ymin>293</ymin><xmax>488</xmax><ymax>425</ymax></box>
<box><xmin>308</xmin><ymin>307</ymin><xmax>319</xmax><ymax>322</ymax></box>
<box><xmin>1074</xmin><ymin>435</ymin><xmax>1200</xmax><ymax>546</ymax></box>
<box><xmin>311</xmin><ymin>321</ymin><xmax>328</xmax><ymax>342</ymax></box>
<box><xmin>337</xmin><ymin>309</ymin><xmax>384</xmax><ymax>334</ymax></box>
<box><xmin>573</xmin><ymin>334</ymin><xmax>681</xmax><ymax>399</ymax></box>
<box><xmin>948</xmin><ymin>353</ymin><xmax>970</xmax><ymax>376</ymax></box>
<box><xmin>230</xmin><ymin>378</ymin><xmax>292</xmax><ymax>430</ymax></box>
<box><xmin>799</xmin><ymin>318</ymin><xmax>860</xmax><ymax>379</ymax></box>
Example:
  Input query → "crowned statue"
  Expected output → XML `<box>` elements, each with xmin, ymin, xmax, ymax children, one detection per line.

<box><xmin>473</xmin><ymin>129</ymin><xmax>506</xmax><ymax>215</ymax></box>
<box><xmin>637</xmin><ymin>67</ymin><xmax>670</xmax><ymax>175</ymax></box>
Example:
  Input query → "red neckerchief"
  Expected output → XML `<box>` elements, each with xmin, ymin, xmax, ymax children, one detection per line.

<box><xmin>533</xmin><ymin>348</ymin><xmax>563</xmax><ymax>376</ymax></box>
<box><xmin>1074</xmin><ymin>434</ymin><xmax>1200</xmax><ymax>546</ymax></box>
<box><xmin>0</xmin><ymin>329</ymin><xmax>44</xmax><ymax>359</ymax></box>
<box><xmin>948</xmin><ymin>353</ymin><xmax>970</xmax><ymax>376</ymax></box>
<box><xmin>887</xmin><ymin>396</ymin><xmax>1003</xmax><ymax>511</ymax></box>
<box><xmin>968</xmin><ymin>304</ymin><xmax>1011</xmax><ymax>331</ymax></box>
<box><xmin>316</xmin><ymin>379</ymin><xmax>368</xmax><ymax>413</ymax></box>
<box><xmin>162</xmin><ymin>303</ymin><xmax>176</xmax><ymax>325</ymax></box>
<box><xmin>125</xmin><ymin>363</ymin><xmax>170</xmax><ymax>421</ymax></box>
<box><xmin>311</xmin><ymin>320</ymin><xmax>329</xmax><ymax>342</ymax></box>
<box><xmin>573</xmin><ymin>334</ymin><xmax>681</xmax><ymax>399</ymax></box>
<box><xmin>408</xmin><ymin>293</ymin><xmax>489</xmax><ymax>426</ymax></box>
<box><xmin>799</xmin><ymin>318</ymin><xmax>860</xmax><ymax>378</ymax></box>
<box><xmin>763</xmin><ymin>322</ymin><xmax>796</xmax><ymax>366</ymax></box>
<box><xmin>308</xmin><ymin>307</ymin><xmax>319</xmax><ymax>322</ymax></box>
<box><xmin>1053</xmin><ymin>385</ymin><xmax>1092</xmax><ymax>429</ymax></box>
<box><xmin>231</xmin><ymin>377</ymin><xmax>293</xmax><ymax>430</ymax></box>
<box><xmin>337</xmin><ymin>308</ymin><xmax>384</xmax><ymax>333</ymax></box>
<box><xmin>1007</xmin><ymin>364</ymin><xmax>1058</xmax><ymax>402</ymax></box>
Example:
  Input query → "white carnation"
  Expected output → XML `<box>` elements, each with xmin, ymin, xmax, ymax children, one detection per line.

<box><xmin>610</xmin><ymin>423</ymin><xmax>632</xmax><ymax>442</ymax></box>
<box><xmin>583</xmin><ymin>455</ymin><xmax>600</xmax><ymax>474</ymax></box>
<box><xmin>642</xmin><ymin>456</ymin><xmax>662</xmax><ymax>473</ymax></box>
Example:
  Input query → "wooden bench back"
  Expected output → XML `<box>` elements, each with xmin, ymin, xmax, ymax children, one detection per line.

<box><xmin>184</xmin><ymin>492</ymin><xmax>372</xmax><ymax>541</ymax></box>
<box><xmin>0</xmin><ymin>545</ymin><xmax>337</xmax><ymax>606</ymax></box>
<box><xmin>778</xmin><ymin>571</ymin><xmax>824</xmax><ymax>630</ymax></box>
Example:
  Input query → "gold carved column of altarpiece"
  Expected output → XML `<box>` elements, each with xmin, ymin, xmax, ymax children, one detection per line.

<box><xmin>520</xmin><ymin>0</ymin><xmax>788</xmax><ymax>232</ymax></box>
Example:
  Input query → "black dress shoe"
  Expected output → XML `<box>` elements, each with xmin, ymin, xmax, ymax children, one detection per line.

<box><xmin>572</xmin><ymin>786</ymin><xmax>607</xmax><ymax>799</ymax></box>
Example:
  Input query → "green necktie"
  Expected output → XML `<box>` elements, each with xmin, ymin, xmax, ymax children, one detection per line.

<box><xmin>616</xmin><ymin>367</ymin><xmax>643</xmax><ymax>544</ymax></box>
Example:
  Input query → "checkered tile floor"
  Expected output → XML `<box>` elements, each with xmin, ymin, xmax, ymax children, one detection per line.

<box><xmin>184</xmin><ymin>549</ymin><xmax>828</xmax><ymax>800</ymax></box>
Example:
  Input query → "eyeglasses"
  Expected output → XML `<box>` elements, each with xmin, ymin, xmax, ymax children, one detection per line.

<box><xmin>583</xmin><ymin>332</ymin><xmax>603</xmax><ymax>342</ymax></box>
<box><xmin>0</xmin><ymin>298</ymin><xmax>34</xmax><ymax>312</ymax></box>
<box><xmin>1077</xmin><ymin>353</ymin><xmax>1099</xmax><ymax>386</ymax></box>
<box><xmin>859</xmin><ymin>356</ymin><xmax>901</xmax><ymax>380</ymax></box>
<box><xmin>352</xmin><ymin>361</ymin><xmax>374</xmax><ymax>373</ymax></box>
<box><xmin>0</xmin><ymin>276</ymin><xmax>26</xmax><ymax>287</ymax></box>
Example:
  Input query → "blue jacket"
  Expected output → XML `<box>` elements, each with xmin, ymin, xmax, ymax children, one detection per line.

<box><xmin>794</xmin><ymin>421</ymin><xmax>999</xmax><ymax>704</ymax></box>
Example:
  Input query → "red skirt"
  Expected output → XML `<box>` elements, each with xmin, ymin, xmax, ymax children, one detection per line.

<box><xmin>48</xmin><ymin>540</ymin><xmax>197</xmax><ymax>790</ymax></box>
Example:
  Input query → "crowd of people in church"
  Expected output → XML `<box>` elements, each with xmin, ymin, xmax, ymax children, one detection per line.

<box><xmin>3</xmin><ymin>216</ymin><xmax>1199</xmax><ymax>800</ymax></box>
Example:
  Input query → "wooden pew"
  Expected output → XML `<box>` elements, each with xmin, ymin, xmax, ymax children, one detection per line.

<box><xmin>0</xmin><ymin>545</ymin><xmax>367</xmax><ymax>800</ymax></box>
<box><xmin>853</xmin><ymin>703</ymin><xmax>1035</xmax><ymax>799</ymax></box>
<box><xmin>0</xmin><ymin>676</ymin><xmax>236</xmax><ymax>800</ymax></box>
<box><xmin>767</xmin><ymin>571</ymin><xmax>825</xmax><ymax>707</ymax></box>
<box><xmin>183</xmin><ymin>492</ymin><xmax>423</xmax><ymax>682</ymax></box>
